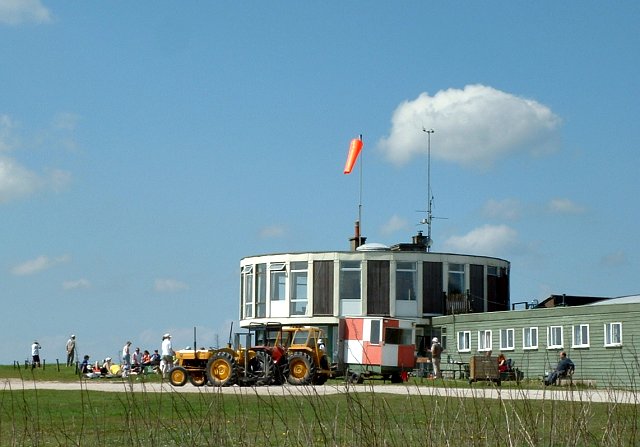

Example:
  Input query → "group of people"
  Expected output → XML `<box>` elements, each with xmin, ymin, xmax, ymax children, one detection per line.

<box><xmin>117</xmin><ymin>333</ymin><xmax>175</xmax><ymax>377</ymax></box>
<box><xmin>428</xmin><ymin>337</ymin><xmax>575</xmax><ymax>385</ymax></box>
<box><xmin>31</xmin><ymin>332</ymin><xmax>176</xmax><ymax>378</ymax></box>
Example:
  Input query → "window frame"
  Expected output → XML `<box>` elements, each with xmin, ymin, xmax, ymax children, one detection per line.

<box><xmin>339</xmin><ymin>261</ymin><xmax>362</xmax><ymax>300</ymax></box>
<box><xmin>604</xmin><ymin>322</ymin><xmax>623</xmax><ymax>347</ymax></box>
<box><xmin>395</xmin><ymin>261</ymin><xmax>417</xmax><ymax>301</ymax></box>
<box><xmin>547</xmin><ymin>325</ymin><xmax>564</xmax><ymax>349</ymax></box>
<box><xmin>457</xmin><ymin>331</ymin><xmax>471</xmax><ymax>352</ymax></box>
<box><xmin>241</xmin><ymin>265</ymin><xmax>254</xmax><ymax>318</ymax></box>
<box><xmin>500</xmin><ymin>328</ymin><xmax>515</xmax><ymax>351</ymax></box>
<box><xmin>572</xmin><ymin>323</ymin><xmax>590</xmax><ymax>348</ymax></box>
<box><xmin>478</xmin><ymin>329</ymin><xmax>492</xmax><ymax>352</ymax></box>
<box><xmin>523</xmin><ymin>327</ymin><xmax>538</xmax><ymax>350</ymax></box>
<box><xmin>289</xmin><ymin>261</ymin><xmax>308</xmax><ymax>316</ymax></box>
<box><xmin>269</xmin><ymin>262</ymin><xmax>287</xmax><ymax>302</ymax></box>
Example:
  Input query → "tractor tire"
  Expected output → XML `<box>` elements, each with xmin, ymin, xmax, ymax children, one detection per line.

<box><xmin>206</xmin><ymin>351</ymin><xmax>237</xmax><ymax>387</ymax></box>
<box><xmin>287</xmin><ymin>352</ymin><xmax>315</xmax><ymax>386</ymax></box>
<box><xmin>248</xmin><ymin>351</ymin><xmax>272</xmax><ymax>386</ymax></box>
<box><xmin>313</xmin><ymin>373</ymin><xmax>329</xmax><ymax>385</ymax></box>
<box><xmin>272</xmin><ymin>357</ymin><xmax>289</xmax><ymax>385</ymax></box>
<box><xmin>169</xmin><ymin>366</ymin><xmax>188</xmax><ymax>387</ymax></box>
<box><xmin>313</xmin><ymin>355</ymin><xmax>331</xmax><ymax>385</ymax></box>
<box><xmin>189</xmin><ymin>371</ymin><xmax>207</xmax><ymax>387</ymax></box>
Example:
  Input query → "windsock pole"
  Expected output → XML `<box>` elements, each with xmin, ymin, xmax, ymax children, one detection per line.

<box><xmin>358</xmin><ymin>134</ymin><xmax>363</xmax><ymax>245</ymax></box>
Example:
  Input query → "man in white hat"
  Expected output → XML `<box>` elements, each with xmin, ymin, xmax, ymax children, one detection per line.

<box><xmin>160</xmin><ymin>333</ymin><xmax>174</xmax><ymax>377</ymax></box>
<box><xmin>31</xmin><ymin>340</ymin><xmax>42</xmax><ymax>369</ymax></box>
<box><xmin>430</xmin><ymin>337</ymin><xmax>442</xmax><ymax>379</ymax></box>
<box><xmin>66</xmin><ymin>334</ymin><xmax>76</xmax><ymax>367</ymax></box>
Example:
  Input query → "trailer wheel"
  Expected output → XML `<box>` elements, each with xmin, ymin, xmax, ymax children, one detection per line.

<box><xmin>189</xmin><ymin>371</ymin><xmax>207</xmax><ymax>387</ymax></box>
<box><xmin>206</xmin><ymin>352</ymin><xmax>237</xmax><ymax>387</ymax></box>
<box><xmin>287</xmin><ymin>352</ymin><xmax>315</xmax><ymax>385</ymax></box>
<box><xmin>169</xmin><ymin>366</ymin><xmax>188</xmax><ymax>387</ymax></box>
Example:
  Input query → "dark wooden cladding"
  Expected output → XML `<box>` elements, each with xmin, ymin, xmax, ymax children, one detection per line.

<box><xmin>470</xmin><ymin>264</ymin><xmax>485</xmax><ymax>312</ymax></box>
<box><xmin>486</xmin><ymin>267</ymin><xmax>509</xmax><ymax>311</ymax></box>
<box><xmin>312</xmin><ymin>261</ymin><xmax>334</xmax><ymax>315</ymax></box>
<box><xmin>423</xmin><ymin>261</ymin><xmax>444</xmax><ymax>314</ymax></box>
<box><xmin>366</xmin><ymin>260</ymin><xmax>390</xmax><ymax>315</ymax></box>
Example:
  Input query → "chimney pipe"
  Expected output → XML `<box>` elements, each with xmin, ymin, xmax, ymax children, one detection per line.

<box><xmin>349</xmin><ymin>220</ymin><xmax>366</xmax><ymax>250</ymax></box>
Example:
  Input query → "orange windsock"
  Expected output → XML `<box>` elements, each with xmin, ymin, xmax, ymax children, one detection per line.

<box><xmin>343</xmin><ymin>138</ymin><xmax>363</xmax><ymax>174</ymax></box>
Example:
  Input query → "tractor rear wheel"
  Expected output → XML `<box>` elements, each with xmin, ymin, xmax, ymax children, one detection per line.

<box><xmin>271</xmin><ymin>357</ymin><xmax>288</xmax><ymax>385</ymax></box>
<box><xmin>287</xmin><ymin>352</ymin><xmax>315</xmax><ymax>385</ymax></box>
<box><xmin>206</xmin><ymin>352</ymin><xmax>237</xmax><ymax>387</ymax></box>
<box><xmin>169</xmin><ymin>366</ymin><xmax>188</xmax><ymax>387</ymax></box>
<box><xmin>248</xmin><ymin>351</ymin><xmax>272</xmax><ymax>386</ymax></box>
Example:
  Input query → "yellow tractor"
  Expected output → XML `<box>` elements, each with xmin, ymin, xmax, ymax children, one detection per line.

<box><xmin>205</xmin><ymin>324</ymin><xmax>331</xmax><ymax>386</ymax></box>
<box><xmin>206</xmin><ymin>323</ymin><xmax>284</xmax><ymax>387</ymax></box>
<box><xmin>169</xmin><ymin>348</ymin><xmax>214</xmax><ymax>387</ymax></box>
<box><xmin>278</xmin><ymin>325</ymin><xmax>331</xmax><ymax>385</ymax></box>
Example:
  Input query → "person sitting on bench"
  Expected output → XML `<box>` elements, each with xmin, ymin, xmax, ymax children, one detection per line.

<box><xmin>544</xmin><ymin>351</ymin><xmax>574</xmax><ymax>386</ymax></box>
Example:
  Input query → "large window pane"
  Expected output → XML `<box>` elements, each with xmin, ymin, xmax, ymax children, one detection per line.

<box><xmin>290</xmin><ymin>261</ymin><xmax>308</xmax><ymax>316</ymax></box>
<box><xmin>340</xmin><ymin>261</ymin><xmax>361</xmax><ymax>300</ymax></box>
<box><xmin>242</xmin><ymin>265</ymin><xmax>253</xmax><ymax>318</ymax></box>
<box><xmin>270</xmin><ymin>263</ymin><xmax>286</xmax><ymax>301</ymax></box>
<box><xmin>256</xmin><ymin>263</ymin><xmax>266</xmax><ymax>318</ymax></box>
<box><xmin>396</xmin><ymin>261</ymin><xmax>417</xmax><ymax>301</ymax></box>
<box><xmin>448</xmin><ymin>263</ymin><xmax>465</xmax><ymax>295</ymax></box>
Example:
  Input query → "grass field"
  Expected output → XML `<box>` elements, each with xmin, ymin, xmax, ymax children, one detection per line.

<box><xmin>1</xmin><ymin>365</ymin><xmax>639</xmax><ymax>446</ymax></box>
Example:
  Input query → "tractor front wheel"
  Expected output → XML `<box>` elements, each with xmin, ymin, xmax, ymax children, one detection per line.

<box><xmin>189</xmin><ymin>371</ymin><xmax>207</xmax><ymax>387</ymax></box>
<box><xmin>287</xmin><ymin>352</ymin><xmax>315</xmax><ymax>385</ymax></box>
<box><xmin>169</xmin><ymin>366</ymin><xmax>188</xmax><ymax>387</ymax></box>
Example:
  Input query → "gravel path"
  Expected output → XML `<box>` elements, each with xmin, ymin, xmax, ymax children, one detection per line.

<box><xmin>2</xmin><ymin>378</ymin><xmax>638</xmax><ymax>404</ymax></box>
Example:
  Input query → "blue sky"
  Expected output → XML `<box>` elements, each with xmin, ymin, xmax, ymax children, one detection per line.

<box><xmin>1</xmin><ymin>2</ymin><xmax>638</xmax><ymax>364</ymax></box>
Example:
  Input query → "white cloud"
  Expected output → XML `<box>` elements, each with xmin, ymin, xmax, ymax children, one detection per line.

<box><xmin>378</xmin><ymin>84</ymin><xmax>561</xmax><ymax>169</ymax></box>
<box><xmin>11</xmin><ymin>254</ymin><xmax>71</xmax><ymax>276</ymax></box>
<box><xmin>443</xmin><ymin>224</ymin><xmax>518</xmax><ymax>257</ymax></box>
<box><xmin>63</xmin><ymin>278</ymin><xmax>91</xmax><ymax>290</ymax></box>
<box><xmin>547</xmin><ymin>198</ymin><xmax>586</xmax><ymax>214</ymax></box>
<box><xmin>0</xmin><ymin>114</ymin><xmax>73</xmax><ymax>203</ymax></box>
<box><xmin>259</xmin><ymin>225</ymin><xmax>285</xmax><ymax>239</ymax></box>
<box><xmin>380</xmin><ymin>214</ymin><xmax>409</xmax><ymax>235</ymax></box>
<box><xmin>0</xmin><ymin>156</ymin><xmax>40</xmax><ymax>202</ymax></box>
<box><xmin>0</xmin><ymin>0</ymin><xmax>52</xmax><ymax>25</ymax></box>
<box><xmin>482</xmin><ymin>198</ymin><xmax>522</xmax><ymax>221</ymax></box>
<box><xmin>0</xmin><ymin>156</ymin><xmax>71</xmax><ymax>203</ymax></box>
<box><xmin>154</xmin><ymin>278</ymin><xmax>189</xmax><ymax>293</ymax></box>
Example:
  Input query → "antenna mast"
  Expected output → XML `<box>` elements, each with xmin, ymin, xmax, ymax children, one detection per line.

<box><xmin>422</xmin><ymin>128</ymin><xmax>435</xmax><ymax>251</ymax></box>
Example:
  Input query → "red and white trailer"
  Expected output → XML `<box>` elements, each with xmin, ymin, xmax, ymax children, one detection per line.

<box><xmin>338</xmin><ymin>317</ymin><xmax>416</xmax><ymax>383</ymax></box>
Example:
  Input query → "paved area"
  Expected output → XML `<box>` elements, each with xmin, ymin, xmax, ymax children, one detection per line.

<box><xmin>2</xmin><ymin>378</ymin><xmax>638</xmax><ymax>404</ymax></box>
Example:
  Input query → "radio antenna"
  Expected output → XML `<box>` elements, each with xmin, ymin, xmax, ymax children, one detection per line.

<box><xmin>422</xmin><ymin>128</ymin><xmax>435</xmax><ymax>251</ymax></box>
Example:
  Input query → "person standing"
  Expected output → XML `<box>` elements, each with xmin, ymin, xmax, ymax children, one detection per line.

<box><xmin>160</xmin><ymin>333</ymin><xmax>174</xmax><ymax>377</ymax></box>
<box><xmin>31</xmin><ymin>340</ymin><xmax>42</xmax><ymax>369</ymax></box>
<box><xmin>122</xmin><ymin>341</ymin><xmax>132</xmax><ymax>374</ymax></box>
<box><xmin>430</xmin><ymin>337</ymin><xmax>442</xmax><ymax>379</ymax></box>
<box><xmin>66</xmin><ymin>335</ymin><xmax>76</xmax><ymax>367</ymax></box>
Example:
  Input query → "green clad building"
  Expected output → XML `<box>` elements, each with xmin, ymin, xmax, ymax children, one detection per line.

<box><xmin>433</xmin><ymin>295</ymin><xmax>640</xmax><ymax>388</ymax></box>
